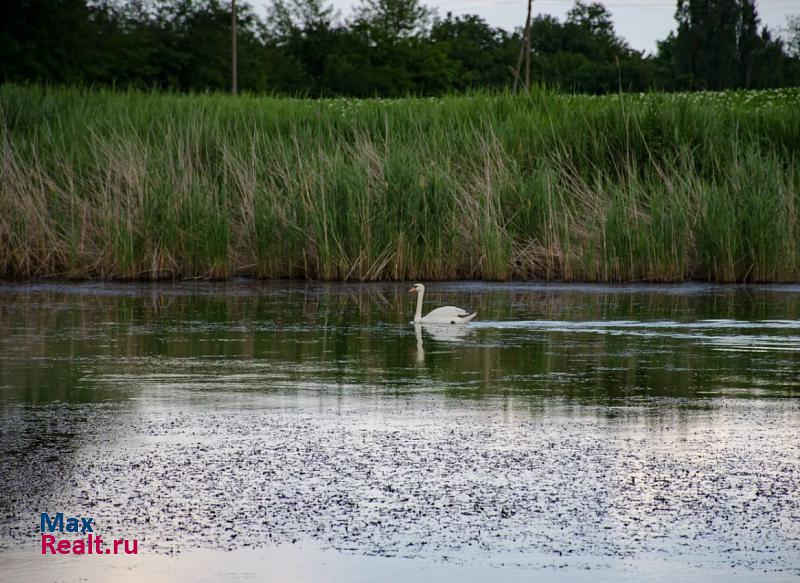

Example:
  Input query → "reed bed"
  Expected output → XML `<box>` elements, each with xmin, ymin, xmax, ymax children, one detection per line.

<box><xmin>1</xmin><ymin>85</ymin><xmax>799</xmax><ymax>281</ymax></box>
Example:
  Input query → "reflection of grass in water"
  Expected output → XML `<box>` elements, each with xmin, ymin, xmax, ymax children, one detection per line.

<box><xmin>1</xmin><ymin>283</ymin><xmax>799</xmax><ymax>404</ymax></box>
<box><xmin>1</xmin><ymin>85</ymin><xmax>799</xmax><ymax>282</ymax></box>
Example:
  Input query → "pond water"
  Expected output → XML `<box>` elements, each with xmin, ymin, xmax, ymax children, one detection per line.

<box><xmin>1</xmin><ymin>281</ymin><xmax>799</xmax><ymax>582</ymax></box>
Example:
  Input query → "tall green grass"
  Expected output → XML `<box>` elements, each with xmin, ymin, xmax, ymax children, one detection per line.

<box><xmin>1</xmin><ymin>85</ymin><xmax>798</xmax><ymax>281</ymax></box>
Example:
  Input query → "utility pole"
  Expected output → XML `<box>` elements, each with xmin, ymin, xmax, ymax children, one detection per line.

<box><xmin>524</xmin><ymin>0</ymin><xmax>531</xmax><ymax>92</ymax></box>
<box><xmin>512</xmin><ymin>0</ymin><xmax>532</xmax><ymax>94</ymax></box>
<box><xmin>231</xmin><ymin>0</ymin><xmax>238</xmax><ymax>95</ymax></box>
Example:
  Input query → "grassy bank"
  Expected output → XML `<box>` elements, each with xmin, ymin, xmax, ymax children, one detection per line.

<box><xmin>1</xmin><ymin>85</ymin><xmax>799</xmax><ymax>282</ymax></box>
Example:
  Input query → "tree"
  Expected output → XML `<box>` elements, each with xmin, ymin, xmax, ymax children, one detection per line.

<box><xmin>143</xmin><ymin>0</ymin><xmax>267</xmax><ymax>91</ymax></box>
<box><xmin>353</xmin><ymin>0</ymin><xmax>432</xmax><ymax>40</ymax></box>
<box><xmin>430</xmin><ymin>13</ymin><xmax>515</xmax><ymax>90</ymax></box>
<box><xmin>668</xmin><ymin>0</ymin><xmax>790</xmax><ymax>90</ymax></box>
<box><xmin>1</xmin><ymin>0</ymin><xmax>797</xmax><ymax>96</ymax></box>
<box><xmin>266</xmin><ymin>0</ymin><xmax>338</xmax><ymax>38</ymax></box>
<box><xmin>566</xmin><ymin>1</ymin><xmax>619</xmax><ymax>47</ymax></box>
<box><xmin>527</xmin><ymin>3</ymin><xmax>649</xmax><ymax>93</ymax></box>
<box><xmin>1</xmin><ymin>0</ymin><xmax>106</xmax><ymax>83</ymax></box>
<box><xmin>787</xmin><ymin>14</ymin><xmax>800</xmax><ymax>58</ymax></box>
<box><xmin>264</xmin><ymin>0</ymin><xmax>341</xmax><ymax>94</ymax></box>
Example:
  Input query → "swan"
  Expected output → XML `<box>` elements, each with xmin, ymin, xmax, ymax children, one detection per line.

<box><xmin>408</xmin><ymin>283</ymin><xmax>477</xmax><ymax>324</ymax></box>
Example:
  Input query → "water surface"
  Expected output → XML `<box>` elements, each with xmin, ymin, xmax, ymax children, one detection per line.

<box><xmin>1</xmin><ymin>281</ymin><xmax>799</xmax><ymax>581</ymax></box>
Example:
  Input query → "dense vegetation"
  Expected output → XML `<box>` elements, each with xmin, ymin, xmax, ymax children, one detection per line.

<box><xmin>2</xmin><ymin>85</ymin><xmax>799</xmax><ymax>282</ymax></box>
<box><xmin>2</xmin><ymin>0</ymin><xmax>800</xmax><ymax>96</ymax></box>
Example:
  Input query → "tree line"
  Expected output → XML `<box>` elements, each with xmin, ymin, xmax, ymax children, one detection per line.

<box><xmin>2</xmin><ymin>0</ymin><xmax>800</xmax><ymax>96</ymax></box>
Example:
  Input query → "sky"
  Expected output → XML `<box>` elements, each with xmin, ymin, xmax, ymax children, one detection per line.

<box><xmin>259</xmin><ymin>0</ymin><xmax>800</xmax><ymax>55</ymax></box>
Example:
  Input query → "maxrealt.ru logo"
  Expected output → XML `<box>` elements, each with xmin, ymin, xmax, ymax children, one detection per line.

<box><xmin>40</xmin><ymin>513</ymin><xmax>138</xmax><ymax>555</ymax></box>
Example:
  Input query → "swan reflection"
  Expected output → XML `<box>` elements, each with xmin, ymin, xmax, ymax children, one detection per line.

<box><xmin>414</xmin><ymin>322</ymin><xmax>474</xmax><ymax>362</ymax></box>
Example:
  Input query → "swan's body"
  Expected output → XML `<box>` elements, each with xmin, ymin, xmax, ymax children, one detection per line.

<box><xmin>409</xmin><ymin>283</ymin><xmax>477</xmax><ymax>324</ymax></box>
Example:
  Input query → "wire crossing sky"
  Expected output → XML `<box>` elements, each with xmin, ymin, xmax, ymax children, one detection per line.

<box><xmin>264</xmin><ymin>0</ymin><xmax>799</xmax><ymax>54</ymax></box>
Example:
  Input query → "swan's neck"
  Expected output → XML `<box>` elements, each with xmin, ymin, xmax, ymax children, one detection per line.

<box><xmin>414</xmin><ymin>287</ymin><xmax>424</xmax><ymax>322</ymax></box>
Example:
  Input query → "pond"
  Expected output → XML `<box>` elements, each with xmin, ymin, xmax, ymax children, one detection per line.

<box><xmin>1</xmin><ymin>281</ymin><xmax>799</xmax><ymax>582</ymax></box>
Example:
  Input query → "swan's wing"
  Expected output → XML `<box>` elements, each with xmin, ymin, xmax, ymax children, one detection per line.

<box><xmin>421</xmin><ymin>306</ymin><xmax>475</xmax><ymax>323</ymax></box>
<box><xmin>457</xmin><ymin>312</ymin><xmax>477</xmax><ymax>323</ymax></box>
<box><xmin>424</xmin><ymin>306</ymin><xmax>467</xmax><ymax>319</ymax></box>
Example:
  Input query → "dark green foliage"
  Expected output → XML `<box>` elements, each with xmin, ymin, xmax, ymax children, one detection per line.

<box><xmin>2</xmin><ymin>0</ymin><xmax>798</xmax><ymax>96</ymax></box>
<box><xmin>528</xmin><ymin>4</ymin><xmax>653</xmax><ymax>93</ymax></box>
<box><xmin>661</xmin><ymin>0</ymin><xmax>793</xmax><ymax>90</ymax></box>
<box><xmin>1</xmin><ymin>0</ymin><xmax>270</xmax><ymax>91</ymax></box>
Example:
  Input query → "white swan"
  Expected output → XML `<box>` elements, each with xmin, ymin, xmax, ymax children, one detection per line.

<box><xmin>408</xmin><ymin>283</ymin><xmax>477</xmax><ymax>324</ymax></box>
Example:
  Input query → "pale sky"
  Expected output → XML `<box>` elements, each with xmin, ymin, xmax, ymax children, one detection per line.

<box><xmin>259</xmin><ymin>0</ymin><xmax>799</xmax><ymax>55</ymax></box>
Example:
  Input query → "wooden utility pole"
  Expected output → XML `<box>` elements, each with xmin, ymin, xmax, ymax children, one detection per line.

<box><xmin>512</xmin><ymin>0</ymin><xmax>532</xmax><ymax>94</ymax></box>
<box><xmin>524</xmin><ymin>0</ymin><xmax>531</xmax><ymax>91</ymax></box>
<box><xmin>231</xmin><ymin>0</ymin><xmax>238</xmax><ymax>95</ymax></box>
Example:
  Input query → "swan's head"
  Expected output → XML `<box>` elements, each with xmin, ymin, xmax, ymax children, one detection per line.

<box><xmin>408</xmin><ymin>283</ymin><xmax>424</xmax><ymax>293</ymax></box>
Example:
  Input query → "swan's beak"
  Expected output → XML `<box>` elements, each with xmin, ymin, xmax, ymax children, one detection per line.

<box><xmin>408</xmin><ymin>287</ymin><xmax>417</xmax><ymax>293</ymax></box>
